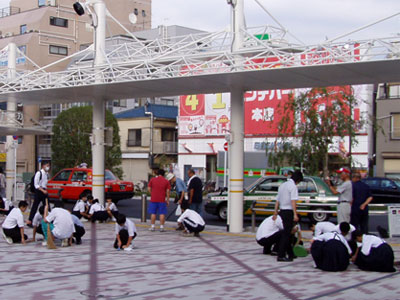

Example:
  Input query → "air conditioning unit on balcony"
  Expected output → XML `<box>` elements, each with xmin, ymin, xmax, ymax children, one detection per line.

<box><xmin>4</xmin><ymin>32</ymin><xmax>12</xmax><ymax>37</ymax></box>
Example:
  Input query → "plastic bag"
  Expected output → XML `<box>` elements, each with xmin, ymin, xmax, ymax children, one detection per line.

<box><xmin>175</xmin><ymin>204</ymin><xmax>182</xmax><ymax>216</ymax></box>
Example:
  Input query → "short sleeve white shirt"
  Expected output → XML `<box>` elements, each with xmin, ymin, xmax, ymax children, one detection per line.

<box><xmin>178</xmin><ymin>209</ymin><xmax>205</xmax><ymax>226</ymax></box>
<box><xmin>89</xmin><ymin>203</ymin><xmax>104</xmax><ymax>214</ymax></box>
<box><xmin>115</xmin><ymin>218</ymin><xmax>137</xmax><ymax>236</ymax></box>
<box><xmin>34</xmin><ymin>169</ymin><xmax>48</xmax><ymax>190</ymax></box>
<box><xmin>71</xmin><ymin>214</ymin><xmax>84</xmax><ymax>227</ymax></box>
<box><xmin>313</xmin><ymin>232</ymin><xmax>352</xmax><ymax>254</ymax></box>
<box><xmin>73</xmin><ymin>200</ymin><xmax>87</xmax><ymax>213</ymax></box>
<box><xmin>276</xmin><ymin>179</ymin><xmax>298</xmax><ymax>210</ymax></box>
<box><xmin>32</xmin><ymin>212</ymin><xmax>43</xmax><ymax>227</ymax></box>
<box><xmin>45</xmin><ymin>208</ymin><xmax>75</xmax><ymax>239</ymax></box>
<box><xmin>106</xmin><ymin>202</ymin><xmax>118</xmax><ymax>212</ymax></box>
<box><xmin>314</xmin><ymin>221</ymin><xmax>336</xmax><ymax>237</ymax></box>
<box><xmin>333</xmin><ymin>223</ymin><xmax>355</xmax><ymax>241</ymax></box>
<box><xmin>361</xmin><ymin>234</ymin><xmax>385</xmax><ymax>256</ymax></box>
<box><xmin>2</xmin><ymin>208</ymin><xmax>24</xmax><ymax>229</ymax></box>
<box><xmin>256</xmin><ymin>215</ymin><xmax>283</xmax><ymax>241</ymax></box>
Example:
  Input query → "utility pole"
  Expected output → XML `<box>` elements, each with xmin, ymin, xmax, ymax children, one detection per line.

<box><xmin>228</xmin><ymin>0</ymin><xmax>245</xmax><ymax>233</ymax></box>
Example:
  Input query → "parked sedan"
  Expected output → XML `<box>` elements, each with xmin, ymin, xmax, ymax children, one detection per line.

<box><xmin>47</xmin><ymin>167</ymin><xmax>134</xmax><ymax>203</ymax></box>
<box><xmin>362</xmin><ymin>177</ymin><xmax>400</xmax><ymax>204</ymax></box>
<box><xmin>205</xmin><ymin>175</ymin><xmax>338</xmax><ymax>222</ymax></box>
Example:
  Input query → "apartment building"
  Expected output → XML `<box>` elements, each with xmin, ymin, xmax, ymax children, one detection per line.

<box><xmin>0</xmin><ymin>0</ymin><xmax>151</xmax><ymax>176</ymax></box>
<box><xmin>375</xmin><ymin>83</ymin><xmax>400</xmax><ymax>178</ymax></box>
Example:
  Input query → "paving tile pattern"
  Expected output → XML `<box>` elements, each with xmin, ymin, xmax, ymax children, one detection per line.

<box><xmin>0</xmin><ymin>215</ymin><xmax>399</xmax><ymax>300</ymax></box>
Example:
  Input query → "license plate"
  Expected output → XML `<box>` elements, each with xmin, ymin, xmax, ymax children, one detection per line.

<box><xmin>120</xmin><ymin>185</ymin><xmax>125</xmax><ymax>190</ymax></box>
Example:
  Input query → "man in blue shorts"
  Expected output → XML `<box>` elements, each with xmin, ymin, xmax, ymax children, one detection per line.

<box><xmin>148</xmin><ymin>169</ymin><xmax>171</xmax><ymax>232</ymax></box>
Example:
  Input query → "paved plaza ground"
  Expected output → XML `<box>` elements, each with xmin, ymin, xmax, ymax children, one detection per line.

<box><xmin>0</xmin><ymin>214</ymin><xmax>399</xmax><ymax>300</ymax></box>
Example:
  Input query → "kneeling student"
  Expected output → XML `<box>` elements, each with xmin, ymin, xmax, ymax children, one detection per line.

<box><xmin>256</xmin><ymin>215</ymin><xmax>283</xmax><ymax>255</ymax></box>
<box><xmin>311</xmin><ymin>222</ymin><xmax>352</xmax><ymax>272</ymax></box>
<box><xmin>1</xmin><ymin>201</ymin><xmax>29</xmax><ymax>244</ymax></box>
<box><xmin>105</xmin><ymin>198</ymin><xmax>119</xmax><ymax>221</ymax></box>
<box><xmin>177</xmin><ymin>202</ymin><xmax>205</xmax><ymax>237</ymax></box>
<box><xmin>0</xmin><ymin>196</ymin><xmax>13</xmax><ymax>215</ymax></box>
<box><xmin>44</xmin><ymin>204</ymin><xmax>75</xmax><ymax>247</ymax></box>
<box><xmin>88</xmin><ymin>199</ymin><xmax>109</xmax><ymax>223</ymax></box>
<box><xmin>71</xmin><ymin>214</ymin><xmax>86</xmax><ymax>245</ymax></box>
<box><xmin>352</xmin><ymin>230</ymin><xmax>396</xmax><ymax>272</ymax></box>
<box><xmin>72</xmin><ymin>195</ymin><xmax>89</xmax><ymax>219</ymax></box>
<box><xmin>114</xmin><ymin>214</ymin><xmax>137</xmax><ymax>251</ymax></box>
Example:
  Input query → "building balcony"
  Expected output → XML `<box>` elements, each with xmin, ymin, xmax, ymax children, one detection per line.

<box><xmin>154</xmin><ymin>141</ymin><xmax>178</xmax><ymax>154</ymax></box>
<box><xmin>0</xmin><ymin>6</ymin><xmax>20</xmax><ymax>19</ymax></box>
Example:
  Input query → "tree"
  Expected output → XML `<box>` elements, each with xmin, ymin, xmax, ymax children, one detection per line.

<box><xmin>268</xmin><ymin>86</ymin><xmax>363</xmax><ymax>176</ymax></box>
<box><xmin>51</xmin><ymin>106</ymin><xmax>123</xmax><ymax>178</ymax></box>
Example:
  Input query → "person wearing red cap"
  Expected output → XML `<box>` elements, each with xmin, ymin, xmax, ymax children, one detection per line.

<box><xmin>325</xmin><ymin>167</ymin><xmax>352</xmax><ymax>223</ymax></box>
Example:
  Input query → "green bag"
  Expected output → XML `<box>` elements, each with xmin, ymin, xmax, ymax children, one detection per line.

<box><xmin>293</xmin><ymin>245</ymin><xmax>308</xmax><ymax>257</ymax></box>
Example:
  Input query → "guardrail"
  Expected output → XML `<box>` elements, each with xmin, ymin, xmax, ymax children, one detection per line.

<box><xmin>250</xmin><ymin>201</ymin><xmax>389</xmax><ymax>232</ymax></box>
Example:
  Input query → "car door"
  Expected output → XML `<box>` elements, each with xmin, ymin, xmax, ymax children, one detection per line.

<box><xmin>363</xmin><ymin>178</ymin><xmax>383</xmax><ymax>204</ymax></box>
<box><xmin>380</xmin><ymin>179</ymin><xmax>400</xmax><ymax>203</ymax></box>
<box><xmin>48</xmin><ymin>169</ymin><xmax>73</xmax><ymax>200</ymax></box>
<box><xmin>246</xmin><ymin>177</ymin><xmax>286</xmax><ymax>213</ymax></box>
<box><xmin>70</xmin><ymin>170</ymin><xmax>89</xmax><ymax>200</ymax></box>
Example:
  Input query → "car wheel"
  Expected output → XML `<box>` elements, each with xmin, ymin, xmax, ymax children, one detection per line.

<box><xmin>309</xmin><ymin>209</ymin><xmax>329</xmax><ymax>223</ymax></box>
<box><xmin>218</xmin><ymin>203</ymin><xmax>227</xmax><ymax>220</ymax></box>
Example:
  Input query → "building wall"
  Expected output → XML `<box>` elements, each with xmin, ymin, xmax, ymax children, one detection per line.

<box><xmin>0</xmin><ymin>0</ymin><xmax>152</xmax><ymax>176</ymax></box>
<box><xmin>376</xmin><ymin>97</ymin><xmax>400</xmax><ymax>177</ymax></box>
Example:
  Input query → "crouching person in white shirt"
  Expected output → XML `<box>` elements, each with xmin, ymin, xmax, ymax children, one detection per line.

<box><xmin>88</xmin><ymin>199</ymin><xmax>109</xmax><ymax>223</ymax></box>
<box><xmin>310</xmin><ymin>222</ymin><xmax>352</xmax><ymax>271</ymax></box>
<box><xmin>71</xmin><ymin>214</ymin><xmax>86</xmax><ymax>245</ymax></box>
<box><xmin>114</xmin><ymin>214</ymin><xmax>137</xmax><ymax>251</ymax></box>
<box><xmin>352</xmin><ymin>230</ymin><xmax>396</xmax><ymax>272</ymax></box>
<box><xmin>177</xmin><ymin>202</ymin><xmax>205</xmax><ymax>237</ymax></box>
<box><xmin>44</xmin><ymin>204</ymin><xmax>75</xmax><ymax>247</ymax></box>
<box><xmin>2</xmin><ymin>201</ymin><xmax>29</xmax><ymax>244</ymax></box>
<box><xmin>256</xmin><ymin>215</ymin><xmax>283</xmax><ymax>255</ymax></box>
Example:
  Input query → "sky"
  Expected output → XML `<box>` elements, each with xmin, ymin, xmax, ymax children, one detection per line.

<box><xmin>0</xmin><ymin>0</ymin><xmax>398</xmax><ymax>44</ymax></box>
<box><xmin>151</xmin><ymin>0</ymin><xmax>400</xmax><ymax>44</ymax></box>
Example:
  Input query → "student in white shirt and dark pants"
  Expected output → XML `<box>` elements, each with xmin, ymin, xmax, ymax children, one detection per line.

<box><xmin>114</xmin><ymin>214</ymin><xmax>137</xmax><ymax>251</ymax></box>
<box><xmin>256</xmin><ymin>215</ymin><xmax>283</xmax><ymax>255</ymax></box>
<box><xmin>177</xmin><ymin>201</ymin><xmax>205</xmax><ymax>237</ymax></box>
<box><xmin>28</xmin><ymin>162</ymin><xmax>50</xmax><ymax>224</ymax></box>
<box><xmin>352</xmin><ymin>230</ymin><xmax>395</xmax><ymax>272</ymax></box>
<box><xmin>2</xmin><ymin>201</ymin><xmax>29</xmax><ymax>244</ymax></box>
<box><xmin>273</xmin><ymin>170</ymin><xmax>303</xmax><ymax>262</ymax></box>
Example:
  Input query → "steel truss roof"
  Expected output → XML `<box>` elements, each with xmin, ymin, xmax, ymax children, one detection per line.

<box><xmin>0</xmin><ymin>26</ymin><xmax>399</xmax><ymax>104</ymax></box>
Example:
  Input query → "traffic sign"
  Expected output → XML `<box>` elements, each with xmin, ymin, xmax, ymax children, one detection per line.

<box><xmin>224</xmin><ymin>142</ymin><xmax>228</xmax><ymax>151</ymax></box>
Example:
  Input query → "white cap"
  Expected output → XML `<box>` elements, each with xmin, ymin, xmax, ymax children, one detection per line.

<box><xmin>166</xmin><ymin>173</ymin><xmax>175</xmax><ymax>181</ymax></box>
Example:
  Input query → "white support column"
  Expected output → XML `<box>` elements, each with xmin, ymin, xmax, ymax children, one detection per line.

<box><xmin>6</xmin><ymin>43</ymin><xmax>16</xmax><ymax>202</ymax></box>
<box><xmin>91</xmin><ymin>0</ymin><xmax>106</xmax><ymax>205</ymax></box>
<box><xmin>228</xmin><ymin>0</ymin><xmax>245</xmax><ymax>233</ymax></box>
<box><xmin>228</xmin><ymin>88</ymin><xmax>244</xmax><ymax>233</ymax></box>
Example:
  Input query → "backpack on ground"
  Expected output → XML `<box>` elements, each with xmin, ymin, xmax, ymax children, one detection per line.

<box><xmin>30</xmin><ymin>171</ymin><xmax>42</xmax><ymax>193</ymax></box>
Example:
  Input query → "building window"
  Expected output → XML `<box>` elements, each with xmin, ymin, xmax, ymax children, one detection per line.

<box><xmin>391</xmin><ymin>113</ymin><xmax>400</xmax><ymax>139</ymax></box>
<box><xmin>127</xmin><ymin>129</ymin><xmax>141</xmax><ymax>146</ymax></box>
<box><xmin>142</xmin><ymin>10</ymin><xmax>146</xmax><ymax>17</ymax></box>
<box><xmin>49</xmin><ymin>45</ymin><xmax>68</xmax><ymax>56</ymax></box>
<box><xmin>134</xmin><ymin>8</ymin><xmax>138</xmax><ymax>15</ymax></box>
<box><xmin>20</xmin><ymin>24</ymin><xmax>27</xmax><ymax>34</ymax></box>
<box><xmin>38</xmin><ymin>0</ymin><xmax>46</xmax><ymax>7</ymax></box>
<box><xmin>112</xmin><ymin>99</ymin><xmax>127</xmax><ymax>108</ymax></box>
<box><xmin>50</xmin><ymin>16</ymin><xmax>68</xmax><ymax>28</ymax></box>
<box><xmin>161</xmin><ymin>128</ymin><xmax>176</xmax><ymax>142</ymax></box>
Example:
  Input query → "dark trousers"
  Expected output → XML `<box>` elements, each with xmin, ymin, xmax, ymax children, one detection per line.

<box><xmin>72</xmin><ymin>211</ymin><xmax>83</xmax><ymax>219</ymax></box>
<box><xmin>3</xmin><ymin>226</ymin><xmax>28</xmax><ymax>243</ymax></box>
<box><xmin>114</xmin><ymin>230</ymin><xmax>137</xmax><ymax>248</ymax></box>
<box><xmin>73</xmin><ymin>225</ymin><xmax>86</xmax><ymax>243</ymax></box>
<box><xmin>91</xmin><ymin>211</ymin><xmax>109</xmax><ymax>223</ymax></box>
<box><xmin>351</xmin><ymin>209</ymin><xmax>369</xmax><ymax>234</ymax></box>
<box><xmin>278</xmin><ymin>210</ymin><xmax>294</xmax><ymax>259</ymax></box>
<box><xmin>29</xmin><ymin>190</ymin><xmax>47</xmax><ymax>222</ymax></box>
<box><xmin>182</xmin><ymin>218</ymin><xmax>205</xmax><ymax>233</ymax></box>
<box><xmin>257</xmin><ymin>231</ymin><xmax>282</xmax><ymax>254</ymax></box>
<box><xmin>36</xmin><ymin>224</ymin><xmax>44</xmax><ymax>236</ymax></box>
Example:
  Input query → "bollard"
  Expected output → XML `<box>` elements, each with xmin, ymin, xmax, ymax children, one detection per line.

<box><xmin>251</xmin><ymin>210</ymin><xmax>256</xmax><ymax>233</ymax></box>
<box><xmin>141</xmin><ymin>193</ymin><xmax>147</xmax><ymax>222</ymax></box>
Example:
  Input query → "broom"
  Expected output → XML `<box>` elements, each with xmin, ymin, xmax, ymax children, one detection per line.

<box><xmin>45</xmin><ymin>198</ymin><xmax>57</xmax><ymax>249</ymax></box>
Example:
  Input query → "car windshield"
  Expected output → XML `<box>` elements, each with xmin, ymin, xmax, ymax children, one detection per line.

<box><xmin>393</xmin><ymin>179</ymin><xmax>400</xmax><ymax>188</ymax></box>
<box><xmin>105</xmin><ymin>170</ymin><xmax>117</xmax><ymax>181</ymax></box>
